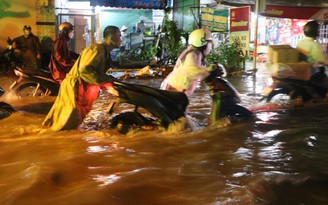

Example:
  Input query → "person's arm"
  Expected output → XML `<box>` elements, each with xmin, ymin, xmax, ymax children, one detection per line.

<box><xmin>11</xmin><ymin>37</ymin><xmax>19</xmax><ymax>49</ymax></box>
<box><xmin>35</xmin><ymin>36</ymin><xmax>41</xmax><ymax>59</ymax></box>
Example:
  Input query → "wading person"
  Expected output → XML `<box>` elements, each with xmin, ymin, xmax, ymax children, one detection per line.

<box><xmin>160</xmin><ymin>28</ymin><xmax>213</xmax><ymax>96</ymax></box>
<box><xmin>42</xmin><ymin>25</ymin><xmax>121</xmax><ymax>131</ymax></box>
<box><xmin>49</xmin><ymin>22</ymin><xmax>79</xmax><ymax>84</ymax></box>
<box><xmin>12</xmin><ymin>25</ymin><xmax>41</xmax><ymax>72</ymax></box>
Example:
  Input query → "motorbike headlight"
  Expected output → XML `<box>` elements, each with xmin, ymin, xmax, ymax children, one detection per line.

<box><xmin>13</xmin><ymin>69</ymin><xmax>23</xmax><ymax>77</ymax></box>
<box><xmin>267</xmin><ymin>77</ymin><xmax>274</xmax><ymax>86</ymax></box>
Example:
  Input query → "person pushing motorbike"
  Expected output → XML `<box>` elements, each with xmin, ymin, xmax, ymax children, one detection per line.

<box><xmin>49</xmin><ymin>22</ymin><xmax>79</xmax><ymax>84</ymax></box>
<box><xmin>42</xmin><ymin>25</ymin><xmax>121</xmax><ymax>131</ymax></box>
<box><xmin>160</xmin><ymin>28</ymin><xmax>214</xmax><ymax>96</ymax></box>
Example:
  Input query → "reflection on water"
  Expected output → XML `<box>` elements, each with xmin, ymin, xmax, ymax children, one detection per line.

<box><xmin>1</xmin><ymin>69</ymin><xmax>328</xmax><ymax>205</ymax></box>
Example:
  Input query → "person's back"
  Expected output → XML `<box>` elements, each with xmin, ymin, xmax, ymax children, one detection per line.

<box><xmin>296</xmin><ymin>21</ymin><xmax>328</xmax><ymax>64</ymax></box>
<box><xmin>164</xmin><ymin>49</ymin><xmax>207</xmax><ymax>95</ymax></box>
<box><xmin>160</xmin><ymin>28</ymin><xmax>213</xmax><ymax>96</ymax></box>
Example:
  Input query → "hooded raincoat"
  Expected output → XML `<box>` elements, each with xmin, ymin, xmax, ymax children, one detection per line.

<box><xmin>13</xmin><ymin>34</ymin><xmax>41</xmax><ymax>71</ymax></box>
<box><xmin>160</xmin><ymin>48</ymin><xmax>209</xmax><ymax>96</ymax></box>
<box><xmin>42</xmin><ymin>44</ymin><xmax>114</xmax><ymax>131</ymax></box>
<box><xmin>49</xmin><ymin>35</ymin><xmax>78</xmax><ymax>83</ymax></box>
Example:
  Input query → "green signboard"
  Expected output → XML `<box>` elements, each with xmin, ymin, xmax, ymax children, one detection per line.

<box><xmin>201</xmin><ymin>8</ymin><xmax>228</xmax><ymax>32</ymax></box>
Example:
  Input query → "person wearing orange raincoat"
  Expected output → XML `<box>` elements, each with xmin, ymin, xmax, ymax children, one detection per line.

<box><xmin>48</xmin><ymin>22</ymin><xmax>79</xmax><ymax>84</ymax></box>
<box><xmin>42</xmin><ymin>26</ymin><xmax>122</xmax><ymax>131</ymax></box>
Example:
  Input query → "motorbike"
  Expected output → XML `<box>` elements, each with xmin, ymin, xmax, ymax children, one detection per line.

<box><xmin>0</xmin><ymin>37</ymin><xmax>22</xmax><ymax>74</ymax></box>
<box><xmin>261</xmin><ymin>65</ymin><xmax>328</xmax><ymax>104</ymax></box>
<box><xmin>0</xmin><ymin>86</ymin><xmax>15</xmax><ymax>119</ymax></box>
<box><xmin>205</xmin><ymin>66</ymin><xmax>254</xmax><ymax>125</ymax></box>
<box><xmin>9</xmin><ymin>67</ymin><xmax>60</xmax><ymax>98</ymax></box>
<box><xmin>1</xmin><ymin>36</ymin><xmax>58</xmax><ymax>98</ymax></box>
<box><xmin>105</xmin><ymin>79</ymin><xmax>189</xmax><ymax>134</ymax></box>
<box><xmin>105</xmin><ymin>65</ymin><xmax>253</xmax><ymax>134</ymax></box>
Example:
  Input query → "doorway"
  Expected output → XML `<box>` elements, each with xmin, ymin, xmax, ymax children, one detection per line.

<box><xmin>57</xmin><ymin>14</ymin><xmax>95</xmax><ymax>54</ymax></box>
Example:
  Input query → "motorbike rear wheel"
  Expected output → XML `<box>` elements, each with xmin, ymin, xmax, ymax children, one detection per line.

<box><xmin>15</xmin><ymin>83</ymin><xmax>48</xmax><ymax>98</ymax></box>
<box><xmin>0</xmin><ymin>108</ymin><xmax>11</xmax><ymax>119</ymax></box>
<box><xmin>109</xmin><ymin>111</ymin><xmax>154</xmax><ymax>134</ymax></box>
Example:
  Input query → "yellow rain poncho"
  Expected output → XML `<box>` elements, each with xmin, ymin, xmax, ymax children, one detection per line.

<box><xmin>160</xmin><ymin>48</ymin><xmax>209</xmax><ymax>96</ymax></box>
<box><xmin>43</xmin><ymin>44</ymin><xmax>114</xmax><ymax>131</ymax></box>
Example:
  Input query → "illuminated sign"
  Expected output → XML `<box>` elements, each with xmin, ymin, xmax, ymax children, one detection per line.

<box><xmin>90</xmin><ymin>0</ymin><xmax>167</xmax><ymax>9</ymax></box>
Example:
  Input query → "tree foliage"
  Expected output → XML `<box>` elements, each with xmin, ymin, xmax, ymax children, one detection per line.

<box><xmin>205</xmin><ymin>40</ymin><xmax>245</xmax><ymax>75</ymax></box>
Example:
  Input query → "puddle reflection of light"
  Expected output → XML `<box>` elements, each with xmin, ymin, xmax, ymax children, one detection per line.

<box><xmin>253</xmin><ymin>130</ymin><xmax>283</xmax><ymax>140</ymax></box>
<box><xmin>306</xmin><ymin>135</ymin><xmax>317</xmax><ymax>147</ymax></box>
<box><xmin>232</xmin><ymin>172</ymin><xmax>247</xmax><ymax>177</ymax></box>
<box><xmin>256</xmin><ymin>112</ymin><xmax>279</xmax><ymax>122</ymax></box>
<box><xmin>87</xmin><ymin>146</ymin><xmax>109</xmax><ymax>153</ymax></box>
<box><xmin>86</xmin><ymin>143</ymin><xmax>126</xmax><ymax>154</ymax></box>
<box><xmin>234</xmin><ymin>147</ymin><xmax>253</xmax><ymax>159</ymax></box>
<box><xmin>93</xmin><ymin>173</ymin><xmax>121</xmax><ymax>186</ymax></box>
<box><xmin>93</xmin><ymin>167</ymin><xmax>160</xmax><ymax>187</ymax></box>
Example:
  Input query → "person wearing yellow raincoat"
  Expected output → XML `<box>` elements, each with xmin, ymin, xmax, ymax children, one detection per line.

<box><xmin>42</xmin><ymin>26</ymin><xmax>122</xmax><ymax>131</ymax></box>
<box><xmin>160</xmin><ymin>28</ymin><xmax>213</xmax><ymax>96</ymax></box>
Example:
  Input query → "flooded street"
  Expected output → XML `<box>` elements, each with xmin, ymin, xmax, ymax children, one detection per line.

<box><xmin>1</xmin><ymin>64</ymin><xmax>328</xmax><ymax>205</ymax></box>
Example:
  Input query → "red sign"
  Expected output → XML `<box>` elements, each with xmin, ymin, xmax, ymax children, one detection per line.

<box><xmin>261</xmin><ymin>6</ymin><xmax>323</xmax><ymax>20</ymax></box>
<box><xmin>230</xmin><ymin>6</ymin><xmax>250</xmax><ymax>32</ymax></box>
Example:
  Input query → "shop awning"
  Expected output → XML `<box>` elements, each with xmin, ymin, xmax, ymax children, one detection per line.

<box><xmin>90</xmin><ymin>0</ymin><xmax>167</xmax><ymax>9</ymax></box>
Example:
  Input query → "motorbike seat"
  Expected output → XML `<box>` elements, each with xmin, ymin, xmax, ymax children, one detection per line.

<box><xmin>112</xmin><ymin>80</ymin><xmax>189</xmax><ymax>127</ymax></box>
<box><xmin>114</xmin><ymin>80</ymin><xmax>188</xmax><ymax>105</ymax></box>
<box><xmin>35</xmin><ymin>69</ymin><xmax>53</xmax><ymax>79</ymax></box>
<box><xmin>272</xmin><ymin>76</ymin><xmax>309</xmax><ymax>85</ymax></box>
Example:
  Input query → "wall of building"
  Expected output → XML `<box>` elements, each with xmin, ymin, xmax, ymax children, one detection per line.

<box><xmin>0</xmin><ymin>0</ymin><xmax>165</xmax><ymax>53</ymax></box>
<box><xmin>173</xmin><ymin>0</ymin><xmax>199</xmax><ymax>32</ymax></box>
<box><xmin>0</xmin><ymin>0</ymin><xmax>56</xmax><ymax>52</ymax></box>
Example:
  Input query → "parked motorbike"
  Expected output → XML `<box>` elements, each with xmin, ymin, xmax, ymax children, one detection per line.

<box><xmin>0</xmin><ymin>86</ymin><xmax>15</xmax><ymax>119</ymax></box>
<box><xmin>9</xmin><ymin>67</ymin><xmax>59</xmax><ymax>98</ymax></box>
<box><xmin>105</xmin><ymin>65</ymin><xmax>253</xmax><ymax>134</ymax></box>
<box><xmin>261</xmin><ymin>65</ymin><xmax>328</xmax><ymax>103</ymax></box>
<box><xmin>0</xmin><ymin>37</ymin><xmax>22</xmax><ymax>74</ymax></box>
